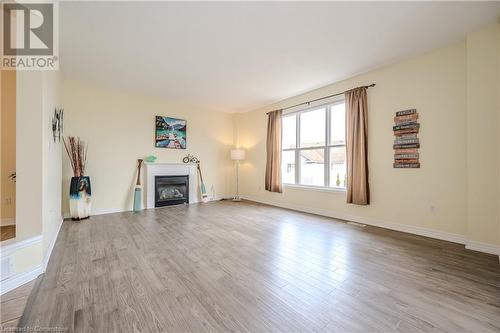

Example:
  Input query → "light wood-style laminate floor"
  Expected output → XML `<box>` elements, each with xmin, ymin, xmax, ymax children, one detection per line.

<box><xmin>1</xmin><ymin>280</ymin><xmax>35</xmax><ymax>329</ymax></box>
<box><xmin>18</xmin><ymin>200</ymin><xmax>500</xmax><ymax>332</ymax></box>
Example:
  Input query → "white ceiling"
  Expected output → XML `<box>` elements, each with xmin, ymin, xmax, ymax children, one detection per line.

<box><xmin>60</xmin><ymin>1</ymin><xmax>500</xmax><ymax>113</ymax></box>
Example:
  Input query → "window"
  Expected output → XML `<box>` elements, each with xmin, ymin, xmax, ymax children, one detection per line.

<box><xmin>281</xmin><ymin>100</ymin><xmax>346</xmax><ymax>189</ymax></box>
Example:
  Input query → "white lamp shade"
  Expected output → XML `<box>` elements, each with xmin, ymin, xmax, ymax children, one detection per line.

<box><xmin>230</xmin><ymin>149</ymin><xmax>245</xmax><ymax>160</ymax></box>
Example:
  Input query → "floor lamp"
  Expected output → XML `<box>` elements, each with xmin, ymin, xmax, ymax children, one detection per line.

<box><xmin>231</xmin><ymin>149</ymin><xmax>245</xmax><ymax>201</ymax></box>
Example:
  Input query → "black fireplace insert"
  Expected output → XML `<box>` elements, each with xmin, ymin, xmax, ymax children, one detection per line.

<box><xmin>154</xmin><ymin>175</ymin><xmax>189</xmax><ymax>207</ymax></box>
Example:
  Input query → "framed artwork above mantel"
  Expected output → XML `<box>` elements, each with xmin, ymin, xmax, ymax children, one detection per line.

<box><xmin>155</xmin><ymin>116</ymin><xmax>187</xmax><ymax>149</ymax></box>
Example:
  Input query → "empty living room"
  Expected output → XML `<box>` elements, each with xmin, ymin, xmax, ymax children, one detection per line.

<box><xmin>1</xmin><ymin>1</ymin><xmax>500</xmax><ymax>332</ymax></box>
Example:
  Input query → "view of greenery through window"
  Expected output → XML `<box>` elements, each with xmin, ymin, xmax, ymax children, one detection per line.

<box><xmin>282</xmin><ymin>100</ymin><xmax>346</xmax><ymax>188</ymax></box>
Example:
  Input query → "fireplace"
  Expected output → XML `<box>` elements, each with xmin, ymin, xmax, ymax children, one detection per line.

<box><xmin>145</xmin><ymin>163</ymin><xmax>198</xmax><ymax>208</ymax></box>
<box><xmin>154</xmin><ymin>175</ymin><xmax>189</xmax><ymax>207</ymax></box>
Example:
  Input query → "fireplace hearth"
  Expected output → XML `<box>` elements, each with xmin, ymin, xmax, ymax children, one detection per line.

<box><xmin>155</xmin><ymin>175</ymin><xmax>189</xmax><ymax>207</ymax></box>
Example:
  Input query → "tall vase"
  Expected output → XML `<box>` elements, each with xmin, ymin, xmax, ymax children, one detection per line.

<box><xmin>69</xmin><ymin>176</ymin><xmax>92</xmax><ymax>221</ymax></box>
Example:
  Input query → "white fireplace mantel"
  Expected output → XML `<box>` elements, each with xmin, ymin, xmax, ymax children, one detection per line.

<box><xmin>144</xmin><ymin>163</ymin><xmax>199</xmax><ymax>208</ymax></box>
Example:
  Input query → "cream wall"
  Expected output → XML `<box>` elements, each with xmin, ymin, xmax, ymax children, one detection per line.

<box><xmin>61</xmin><ymin>80</ymin><xmax>234</xmax><ymax>215</ymax></box>
<box><xmin>236</xmin><ymin>41</ymin><xmax>470</xmax><ymax>243</ymax></box>
<box><xmin>41</xmin><ymin>70</ymin><xmax>62</xmax><ymax>257</ymax></box>
<box><xmin>16</xmin><ymin>71</ymin><xmax>44</xmax><ymax>240</ymax></box>
<box><xmin>10</xmin><ymin>240</ymin><xmax>43</xmax><ymax>276</ymax></box>
<box><xmin>466</xmin><ymin>25</ymin><xmax>500</xmax><ymax>248</ymax></box>
<box><xmin>498</xmin><ymin>27</ymin><xmax>500</xmax><ymax>251</ymax></box>
<box><xmin>1</xmin><ymin>71</ymin><xmax>16</xmax><ymax>223</ymax></box>
<box><xmin>236</xmin><ymin>25</ymin><xmax>500</xmax><ymax>253</ymax></box>
<box><xmin>15</xmin><ymin>69</ymin><xmax>61</xmax><ymax>246</ymax></box>
<box><xmin>1</xmin><ymin>70</ymin><xmax>62</xmax><ymax>291</ymax></box>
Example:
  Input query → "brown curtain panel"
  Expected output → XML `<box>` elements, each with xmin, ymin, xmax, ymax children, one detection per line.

<box><xmin>345</xmin><ymin>87</ymin><xmax>370</xmax><ymax>205</ymax></box>
<box><xmin>265</xmin><ymin>110</ymin><xmax>283</xmax><ymax>193</ymax></box>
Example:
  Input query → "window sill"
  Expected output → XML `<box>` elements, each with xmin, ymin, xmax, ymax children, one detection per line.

<box><xmin>283</xmin><ymin>184</ymin><xmax>346</xmax><ymax>193</ymax></box>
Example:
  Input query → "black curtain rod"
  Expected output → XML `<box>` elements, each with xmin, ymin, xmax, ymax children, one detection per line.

<box><xmin>266</xmin><ymin>83</ymin><xmax>376</xmax><ymax>115</ymax></box>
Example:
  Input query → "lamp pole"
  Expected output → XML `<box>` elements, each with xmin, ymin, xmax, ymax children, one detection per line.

<box><xmin>233</xmin><ymin>159</ymin><xmax>241</xmax><ymax>201</ymax></box>
<box><xmin>230</xmin><ymin>149</ymin><xmax>245</xmax><ymax>202</ymax></box>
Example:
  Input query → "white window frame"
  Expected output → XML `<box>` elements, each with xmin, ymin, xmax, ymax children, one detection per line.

<box><xmin>281</xmin><ymin>97</ymin><xmax>346</xmax><ymax>191</ymax></box>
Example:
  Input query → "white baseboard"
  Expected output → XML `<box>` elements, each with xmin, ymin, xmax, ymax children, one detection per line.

<box><xmin>243</xmin><ymin>195</ymin><xmax>499</xmax><ymax>256</ymax></box>
<box><xmin>465</xmin><ymin>240</ymin><xmax>500</xmax><ymax>256</ymax></box>
<box><xmin>43</xmin><ymin>217</ymin><xmax>64</xmax><ymax>271</ymax></box>
<box><xmin>91</xmin><ymin>207</ymin><xmax>131</xmax><ymax>216</ymax></box>
<box><xmin>63</xmin><ymin>207</ymin><xmax>129</xmax><ymax>219</ymax></box>
<box><xmin>0</xmin><ymin>218</ymin><xmax>15</xmax><ymax>226</ymax></box>
<box><xmin>1</xmin><ymin>235</ymin><xmax>44</xmax><ymax>295</ymax></box>
<box><xmin>0</xmin><ymin>264</ymin><xmax>42</xmax><ymax>295</ymax></box>
<box><xmin>63</xmin><ymin>198</ymin><xmax>225</xmax><ymax>219</ymax></box>
<box><xmin>0</xmin><ymin>216</ymin><xmax>64</xmax><ymax>295</ymax></box>
<box><xmin>0</xmin><ymin>235</ymin><xmax>43</xmax><ymax>258</ymax></box>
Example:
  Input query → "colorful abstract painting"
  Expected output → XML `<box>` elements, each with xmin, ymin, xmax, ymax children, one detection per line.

<box><xmin>155</xmin><ymin>116</ymin><xmax>187</xmax><ymax>149</ymax></box>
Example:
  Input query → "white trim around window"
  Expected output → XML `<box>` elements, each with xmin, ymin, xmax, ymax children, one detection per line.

<box><xmin>283</xmin><ymin>183</ymin><xmax>347</xmax><ymax>193</ymax></box>
<box><xmin>281</xmin><ymin>97</ymin><xmax>347</xmax><ymax>190</ymax></box>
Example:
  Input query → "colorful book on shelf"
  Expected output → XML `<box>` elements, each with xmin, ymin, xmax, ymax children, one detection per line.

<box><xmin>396</xmin><ymin>133</ymin><xmax>418</xmax><ymax>140</ymax></box>
<box><xmin>393</xmin><ymin>143</ymin><xmax>420</xmax><ymax>149</ymax></box>
<box><xmin>394</xmin><ymin>128</ymin><xmax>419</xmax><ymax>136</ymax></box>
<box><xmin>394</xmin><ymin>158</ymin><xmax>419</xmax><ymax>164</ymax></box>
<box><xmin>394</xmin><ymin>163</ymin><xmax>420</xmax><ymax>168</ymax></box>
<box><xmin>394</xmin><ymin>153</ymin><xmax>419</xmax><ymax>159</ymax></box>
<box><xmin>394</xmin><ymin>138</ymin><xmax>419</xmax><ymax>145</ymax></box>
<box><xmin>396</xmin><ymin>109</ymin><xmax>417</xmax><ymax>116</ymax></box>
<box><xmin>394</xmin><ymin>148</ymin><xmax>418</xmax><ymax>155</ymax></box>
<box><xmin>393</xmin><ymin>123</ymin><xmax>420</xmax><ymax>131</ymax></box>
<box><xmin>394</xmin><ymin>114</ymin><xmax>418</xmax><ymax>123</ymax></box>
<box><xmin>394</xmin><ymin>120</ymin><xmax>419</xmax><ymax>127</ymax></box>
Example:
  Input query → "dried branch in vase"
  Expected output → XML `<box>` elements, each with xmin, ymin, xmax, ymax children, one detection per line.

<box><xmin>63</xmin><ymin>136</ymin><xmax>88</xmax><ymax>177</ymax></box>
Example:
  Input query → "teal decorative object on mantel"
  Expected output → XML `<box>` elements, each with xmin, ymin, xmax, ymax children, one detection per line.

<box><xmin>145</xmin><ymin>155</ymin><xmax>157</xmax><ymax>163</ymax></box>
